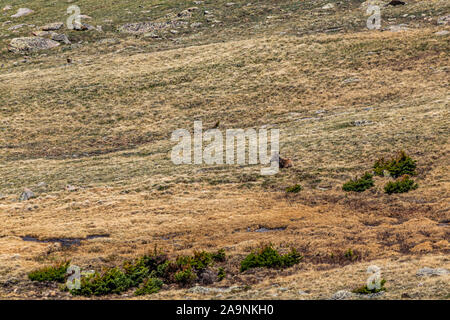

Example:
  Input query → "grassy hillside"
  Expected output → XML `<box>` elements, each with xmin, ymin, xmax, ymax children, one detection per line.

<box><xmin>0</xmin><ymin>0</ymin><xmax>449</xmax><ymax>299</ymax></box>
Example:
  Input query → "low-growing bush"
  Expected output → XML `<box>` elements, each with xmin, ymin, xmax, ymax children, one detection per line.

<box><xmin>240</xmin><ymin>244</ymin><xmax>302</xmax><ymax>272</ymax></box>
<box><xmin>212</xmin><ymin>249</ymin><xmax>226</xmax><ymax>262</ymax></box>
<box><xmin>134</xmin><ymin>277</ymin><xmax>163</xmax><ymax>296</ymax></box>
<box><xmin>286</xmin><ymin>184</ymin><xmax>302</xmax><ymax>193</ymax></box>
<box><xmin>217</xmin><ymin>267</ymin><xmax>226</xmax><ymax>281</ymax></box>
<box><xmin>384</xmin><ymin>175</ymin><xmax>418</xmax><ymax>194</ymax></box>
<box><xmin>70</xmin><ymin>267</ymin><xmax>133</xmax><ymax>296</ymax></box>
<box><xmin>373</xmin><ymin>151</ymin><xmax>416</xmax><ymax>178</ymax></box>
<box><xmin>342</xmin><ymin>173</ymin><xmax>374</xmax><ymax>192</ymax></box>
<box><xmin>174</xmin><ymin>267</ymin><xmax>197</xmax><ymax>285</ymax></box>
<box><xmin>353</xmin><ymin>279</ymin><xmax>387</xmax><ymax>294</ymax></box>
<box><xmin>28</xmin><ymin>261</ymin><xmax>70</xmax><ymax>283</ymax></box>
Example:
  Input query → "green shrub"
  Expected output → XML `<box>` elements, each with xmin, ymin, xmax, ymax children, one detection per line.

<box><xmin>286</xmin><ymin>184</ymin><xmax>302</xmax><ymax>193</ymax></box>
<box><xmin>35</xmin><ymin>249</ymin><xmax>225</xmax><ymax>296</ymax></box>
<box><xmin>190</xmin><ymin>251</ymin><xmax>214</xmax><ymax>271</ymax></box>
<box><xmin>353</xmin><ymin>279</ymin><xmax>387</xmax><ymax>294</ymax></box>
<box><xmin>384</xmin><ymin>175</ymin><xmax>418</xmax><ymax>194</ymax></box>
<box><xmin>240</xmin><ymin>245</ymin><xmax>302</xmax><ymax>272</ymax></box>
<box><xmin>212</xmin><ymin>249</ymin><xmax>226</xmax><ymax>262</ymax></box>
<box><xmin>135</xmin><ymin>277</ymin><xmax>163</xmax><ymax>296</ymax></box>
<box><xmin>344</xmin><ymin>249</ymin><xmax>358</xmax><ymax>261</ymax></box>
<box><xmin>373</xmin><ymin>151</ymin><xmax>416</xmax><ymax>178</ymax></box>
<box><xmin>174</xmin><ymin>267</ymin><xmax>197</xmax><ymax>285</ymax></box>
<box><xmin>28</xmin><ymin>261</ymin><xmax>70</xmax><ymax>283</ymax></box>
<box><xmin>217</xmin><ymin>267</ymin><xmax>226</xmax><ymax>281</ymax></box>
<box><xmin>342</xmin><ymin>172</ymin><xmax>374</xmax><ymax>192</ymax></box>
<box><xmin>70</xmin><ymin>267</ymin><xmax>133</xmax><ymax>296</ymax></box>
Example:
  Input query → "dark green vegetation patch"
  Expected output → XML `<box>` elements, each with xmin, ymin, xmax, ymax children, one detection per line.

<box><xmin>240</xmin><ymin>244</ymin><xmax>302</xmax><ymax>272</ymax></box>
<box><xmin>384</xmin><ymin>175</ymin><xmax>419</xmax><ymax>194</ymax></box>
<box><xmin>342</xmin><ymin>172</ymin><xmax>374</xmax><ymax>192</ymax></box>
<box><xmin>28</xmin><ymin>261</ymin><xmax>70</xmax><ymax>283</ymax></box>
<box><xmin>286</xmin><ymin>184</ymin><xmax>303</xmax><ymax>193</ymax></box>
<box><xmin>373</xmin><ymin>151</ymin><xmax>417</xmax><ymax>178</ymax></box>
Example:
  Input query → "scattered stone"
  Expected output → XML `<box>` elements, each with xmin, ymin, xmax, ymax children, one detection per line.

<box><xmin>188</xmin><ymin>285</ymin><xmax>243</xmax><ymax>295</ymax></box>
<box><xmin>65</xmin><ymin>185</ymin><xmax>78</xmax><ymax>192</ymax></box>
<box><xmin>8</xmin><ymin>24</ymin><xmax>27</xmax><ymax>31</ymax></box>
<box><xmin>79</xmin><ymin>15</ymin><xmax>92</xmax><ymax>20</ymax></box>
<box><xmin>31</xmin><ymin>30</ymin><xmax>55</xmax><ymax>37</ymax></box>
<box><xmin>298</xmin><ymin>290</ymin><xmax>309</xmax><ymax>295</ymax></box>
<box><xmin>9</xmin><ymin>37</ymin><xmax>60</xmax><ymax>53</ymax></box>
<box><xmin>353</xmin><ymin>120</ymin><xmax>373</xmax><ymax>126</ymax></box>
<box><xmin>225</xmin><ymin>2</ymin><xmax>235</xmax><ymax>6</ymax></box>
<box><xmin>41</xmin><ymin>22</ymin><xmax>64</xmax><ymax>31</ymax></box>
<box><xmin>331</xmin><ymin>290</ymin><xmax>354</xmax><ymax>300</ymax></box>
<box><xmin>342</xmin><ymin>77</ymin><xmax>360</xmax><ymax>84</ymax></box>
<box><xmin>194</xmin><ymin>1</ymin><xmax>204</xmax><ymax>4</ymax></box>
<box><xmin>19</xmin><ymin>188</ymin><xmax>35</xmax><ymax>201</ymax></box>
<box><xmin>37</xmin><ymin>182</ymin><xmax>47</xmax><ymax>188</ymax></box>
<box><xmin>143</xmin><ymin>32</ymin><xmax>160</xmax><ymax>38</ymax></box>
<box><xmin>119</xmin><ymin>21</ymin><xmax>187</xmax><ymax>34</ymax></box>
<box><xmin>3</xmin><ymin>5</ymin><xmax>12</xmax><ymax>11</ymax></box>
<box><xmin>11</xmin><ymin>8</ymin><xmax>34</xmax><ymax>18</ymax></box>
<box><xmin>199</xmin><ymin>270</ymin><xmax>217</xmax><ymax>285</ymax></box>
<box><xmin>435</xmin><ymin>30</ymin><xmax>449</xmax><ymax>36</ymax></box>
<box><xmin>322</xmin><ymin>3</ymin><xmax>335</xmax><ymax>10</ymax></box>
<box><xmin>387</xmin><ymin>24</ymin><xmax>409</xmax><ymax>32</ymax></box>
<box><xmin>437</xmin><ymin>15</ymin><xmax>450</xmax><ymax>25</ymax></box>
<box><xmin>51</xmin><ymin>33</ymin><xmax>71</xmax><ymax>44</ymax></box>
<box><xmin>71</xmin><ymin>22</ymin><xmax>96</xmax><ymax>31</ymax></box>
<box><xmin>97</xmin><ymin>38</ymin><xmax>120</xmax><ymax>44</ymax></box>
<box><xmin>190</xmin><ymin>22</ymin><xmax>203</xmax><ymax>28</ymax></box>
<box><xmin>356</xmin><ymin>291</ymin><xmax>385</xmax><ymax>299</ymax></box>
<box><xmin>416</xmin><ymin>267</ymin><xmax>449</xmax><ymax>277</ymax></box>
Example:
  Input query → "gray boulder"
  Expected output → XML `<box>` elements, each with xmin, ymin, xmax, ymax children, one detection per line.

<box><xmin>11</xmin><ymin>8</ymin><xmax>34</xmax><ymax>18</ymax></box>
<box><xmin>9</xmin><ymin>37</ymin><xmax>60</xmax><ymax>53</ymax></box>
<box><xmin>19</xmin><ymin>188</ymin><xmax>35</xmax><ymax>201</ymax></box>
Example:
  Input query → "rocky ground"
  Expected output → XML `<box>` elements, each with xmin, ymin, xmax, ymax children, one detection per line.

<box><xmin>0</xmin><ymin>0</ymin><xmax>449</xmax><ymax>300</ymax></box>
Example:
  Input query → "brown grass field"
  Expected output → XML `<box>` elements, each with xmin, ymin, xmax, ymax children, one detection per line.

<box><xmin>0</xmin><ymin>0</ymin><xmax>449</xmax><ymax>299</ymax></box>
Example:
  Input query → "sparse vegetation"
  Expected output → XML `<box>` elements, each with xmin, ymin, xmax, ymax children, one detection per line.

<box><xmin>240</xmin><ymin>245</ymin><xmax>302</xmax><ymax>272</ymax></box>
<box><xmin>342</xmin><ymin>173</ymin><xmax>374</xmax><ymax>192</ymax></box>
<box><xmin>28</xmin><ymin>261</ymin><xmax>70</xmax><ymax>283</ymax></box>
<box><xmin>384</xmin><ymin>176</ymin><xmax>419</xmax><ymax>194</ymax></box>
<box><xmin>286</xmin><ymin>184</ymin><xmax>303</xmax><ymax>193</ymax></box>
<box><xmin>1</xmin><ymin>0</ymin><xmax>448</xmax><ymax>300</ymax></box>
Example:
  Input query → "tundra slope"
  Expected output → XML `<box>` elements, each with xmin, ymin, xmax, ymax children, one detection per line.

<box><xmin>0</xmin><ymin>0</ymin><xmax>449</xmax><ymax>299</ymax></box>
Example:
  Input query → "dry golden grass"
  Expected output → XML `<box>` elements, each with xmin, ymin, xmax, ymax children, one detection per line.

<box><xmin>0</xmin><ymin>0</ymin><xmax>449</xmax><ymax>299</ymax></box>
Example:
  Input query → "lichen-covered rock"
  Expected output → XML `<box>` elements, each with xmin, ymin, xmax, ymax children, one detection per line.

<box><xmin>416</xmin><ymin>267</ymin><xmax>449</xmax><ymax>277</ymax></box>
<box><xmin>41</xmin><ymin>22</ymin><xmax>64</xmax><ymax>31</ymax></box>
<box><xmin>19</xmin><ymin>188</ymin><xmax>35</xmax><ymax>201</ymax></box>
<box><xmin>11</xmin><ymin>8</ymin><xmax>34</xmax><ymax>18</ymax></box>
<box><xmin>9</xmin><ymin>37</ymin><xmax>60</xmax><ymax>53</ymax></box>
<box><xmin>119</xmin><ymin>21</ymin><xmax>188</xmax><ymax>34</ymax></box>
